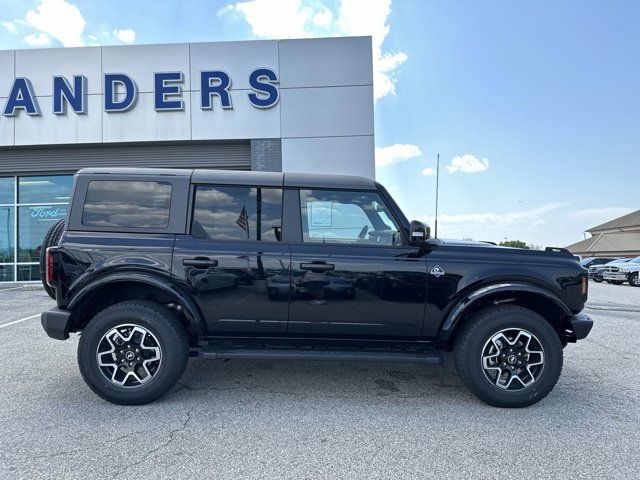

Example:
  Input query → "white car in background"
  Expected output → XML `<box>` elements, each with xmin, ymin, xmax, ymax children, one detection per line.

<box><xmin>589</xmin><ymin>258</ymin><xmax>630</xmax><ymax>282</ymax></box>
<box><xmin>602</xmin><ymin>256</ymin><xmax>640</xmax><ymax>286</ymax></box>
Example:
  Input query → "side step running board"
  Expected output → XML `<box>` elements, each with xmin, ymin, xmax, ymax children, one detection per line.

<box><xmin>198</xmin><ymin>347</ymin><xmax>443</xmax><ymax>364</ymax></box>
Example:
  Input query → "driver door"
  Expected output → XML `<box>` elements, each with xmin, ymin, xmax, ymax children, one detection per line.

<box><xmin>288</xmin><ymin>188</ymin><xmax>427</xmax><ymax>338</ymax></box>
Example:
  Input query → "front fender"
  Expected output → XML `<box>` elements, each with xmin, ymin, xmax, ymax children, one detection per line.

<box><xmin>440</xmin><ymin>281</ymin><xmax>572</xmax><ymax>336</ymax></box>
<box><xmin>68</xmin><ymin>271</ymin><xmax>207</xmax><ymax>338</ymax></box>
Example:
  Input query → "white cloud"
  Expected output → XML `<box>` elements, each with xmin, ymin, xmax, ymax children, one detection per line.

<box><xmin>312</xmin><ymin>7</ymin><xmax>333</xmax><ymax>26</ymax></box>
<box><xmin>446</xmin><ymin>154</ymin><xmax>489</xmax><ymax>174</ymax></box>
<box><xmin>220</xmin><ymin>0</ymin><xmax>407</xmax><ymax>100</ymax></box>
<box><xmin>418</xmin><ymin>203</ymin><xmax>568</xmax><ymax>229</ymax></box>
<box><xmin>375</xmin><ymin>143</ymin><xmax>421</xmax><ymax>167</ymax></box>
<box><xmin>113</xmin><ymin>28</ymin><xmax>136</xmax><ymax>44</ymax></box>
<box><xmin>2</xmin><ymin>21</ymin><xmax>17</xmax><ymax>34</ymax></box>
<box><xmin>567</xmin><ymin>207</ymin><xmax>634</xmax><ymax>220</ymax></box>
<box><xmin>337</xmin><ymin>0</ymin><xmax>407</xmax><ymax>100</ymax></box>
<box><xmin>532</xmin><ymin>219</ymin><xmax>546</xmax><ymax>227</ymax></box>
<box><xmin>24</xmin><ymin>0</ymin><xmax>86</xmax><ymax>47</ymax></box>
<box><xmin>415</xmin><ymin>203</ymin><xmax>573</xmax><ymax>245</ymax></box>
<box><xmin>224</xmin><ymin>0</ymin><xmax>312</xmax><ymax>38</ymax></box>
<box><xmin>86</xmin><ymin>34</ymin><xmax>100</xmax><ymax>46</ymax></box>
<box><xmin>5</xmin><ymin>1</ymin><xmax>136</xmax><ymax>48</ymax></box>
<box><xmin>24</xmin><ymin>32</ymin><xmax>51</xmax><ymax>46</ymax></box>
<box><xmin>422</xmin><ymin>167</ymin><xmax>435</xmax><ymax>176</ymax></box>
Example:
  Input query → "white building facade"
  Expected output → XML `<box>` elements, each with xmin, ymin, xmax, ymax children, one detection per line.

<box><xmin>0</xmin><ymin>36</ymin><xmax>375</xmax><ymax>282</ymax></box>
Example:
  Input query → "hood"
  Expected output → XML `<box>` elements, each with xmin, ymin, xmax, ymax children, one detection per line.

<box><xmin>438</xmin><ymin>238</ymin><xmax>497</xmax><ymax>247</ymax></box>
<box><xmin>436</xmin><ymin>238</ymin><xmax>580</xmax><ymax>263</ymax></box>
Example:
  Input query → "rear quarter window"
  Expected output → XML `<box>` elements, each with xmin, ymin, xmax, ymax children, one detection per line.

<box><xmin>82</xmin><ymin>180</ymin><xmax>172</xmax><ymax>228</ymax></box>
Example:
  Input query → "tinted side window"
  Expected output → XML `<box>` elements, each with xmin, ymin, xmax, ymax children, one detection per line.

<box><xmin>82</xmin><ymin>181</ymin><xmax>172</xmax><ymax>228</ymax></box>
<box><xmin>192</xmin><ymin>186</ymin><xmax>282</xmax><ymax>241</ymax></box>
<box><xmin>299</xmin><ymin>189</ymin><xmax>402</xmax><ymax>246</ymax></box>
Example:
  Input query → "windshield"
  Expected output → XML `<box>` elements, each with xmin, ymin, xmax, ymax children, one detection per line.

<box><xmin>630</xmin><ymin>256</ymin><xmax>640</xmax><ymax>263</ymax></box>
<box><xmin>579</xmin><ymin>258</ymin><xmax>595</xmax><ymax>266</ymax></box>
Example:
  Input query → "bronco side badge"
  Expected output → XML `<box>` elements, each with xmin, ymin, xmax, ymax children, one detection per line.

<box><xmin>430</xmin><ymin>265</ymin><xmax>445</xmax><ymax>278</ymax></box>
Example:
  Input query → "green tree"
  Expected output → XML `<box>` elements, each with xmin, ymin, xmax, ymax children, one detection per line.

<box><xmin>499</xmin><ymin>240</ymin><xmax>529</xmax><ymax>249</ymax></box>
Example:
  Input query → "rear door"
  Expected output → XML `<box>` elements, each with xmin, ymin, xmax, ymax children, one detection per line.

<box><xmin>172</xmin><ymin>183</ymin><xmax>291</xmax><ymax>335</ymax></box>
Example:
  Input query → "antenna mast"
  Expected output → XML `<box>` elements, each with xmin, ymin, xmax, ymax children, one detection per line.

<box><xmin>434</xmin><ymin>153</ymin><xmax>440</xmax><ymax>238</ymax></box>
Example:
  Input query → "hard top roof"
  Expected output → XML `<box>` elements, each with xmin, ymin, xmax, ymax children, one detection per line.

<box><xmin>77</xmin><ymin>167</ymin><xmax>377</xmax><ymax>190</ymax></box>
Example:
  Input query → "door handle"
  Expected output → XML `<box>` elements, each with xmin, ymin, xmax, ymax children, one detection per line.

<box><xmin>183</xmin><ymin>257</ymin><xmax>218</xmax><ymax>268</ymax></box>
<box><xmin>300</xmin><ymin>262</ymin><xmax>335</xmax><ymax>272</ymax></box>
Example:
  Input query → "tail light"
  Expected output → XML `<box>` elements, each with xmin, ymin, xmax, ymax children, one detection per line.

<box><xmin>581</xmin><ymin>274</ymin><xmax>588</xmax><ymax>296</ymax></box>
<box><xmin>45</xmin><ymin>247</ymin><xmax>55</xmax><ymax>287</ymax></box>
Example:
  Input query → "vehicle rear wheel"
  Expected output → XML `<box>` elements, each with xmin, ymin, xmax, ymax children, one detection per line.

<box><xmin>78</xmin><ymin>301</ymin><xmax>189</xmax><ymax>405</ymax></box>
<box><xmin>629</xmin><ymin>272</ymin><xmax>640</xmax><ymax>287</ymax></box>
<box><xmin>454</xmin><ymin>305</ymin><xmax>563</xmax><ymax>408</ymax></box>
<box><xmin>39</xmin><ymin>219</ymin><xmax>65</xmax><ymax>299</ymax></box>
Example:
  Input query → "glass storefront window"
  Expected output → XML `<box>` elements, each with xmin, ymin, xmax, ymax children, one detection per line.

<box><xmin>0</xmin><ymin>206</ymin><xmax>14</xmax><ymax>263</ymax></box>
<box><xmin>0</xmin><ymin>177</ymin><xmax>14</xmax><ymax>204</ymax></box>
<box><xmin>0</xmin><ymin>265</ymin><xmax>14</xmax><ymax>282</ymax></box>
<box><xmin>17</xmin><ymin>264</ymin><xmax>39</xmax><ymax>282</ymax></box>
<box><xmin>1</xmin><ymin>175</ymin><xmax>72</xmax><ymax>282</ymax></box>
<box><xmin>18</xmin><ymin>205</ymin><xmax>68</xmax><ymax>263</ymax></box>
<box><xmin>18</xmin><ymin>175</ymin><xmax>73</xmax><ymax>204</ymax></box>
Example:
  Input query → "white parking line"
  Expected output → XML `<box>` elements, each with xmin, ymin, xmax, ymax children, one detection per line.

<box><xmin>0</xmin><ymin>286</ymin><xmax>26</xmax><ymax>292</ymax></box>
<box><xmin>0</xmin><ymin>314</ymin><xmax>39</xmax><ymax>329</ymax></box>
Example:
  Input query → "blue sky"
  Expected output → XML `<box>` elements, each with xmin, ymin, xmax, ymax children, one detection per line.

<box><xmin>0</xmin><ymin>0</ymin><xmax>638</xmax><ymax>247</ymax></box>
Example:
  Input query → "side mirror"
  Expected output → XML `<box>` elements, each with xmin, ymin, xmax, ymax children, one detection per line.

<box><xmin>410</xmin><ymin>220</ymin><xmax>431</xmax><ymax>244</ymax></box>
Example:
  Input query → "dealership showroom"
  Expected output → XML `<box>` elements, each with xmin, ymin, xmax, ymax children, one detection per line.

<box><xmin>0</xmin><ymin>36</ymin><xmax>374</xmax><ymax>283</ymax></box>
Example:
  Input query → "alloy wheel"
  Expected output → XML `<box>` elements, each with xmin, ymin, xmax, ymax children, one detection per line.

<box><xmin>96</xmin><ymin>324</ymin><xmax>162</xmax><ymax>387</ymax></box>
<box><xmin>481</xmin><ymin>328</ymin><xmax>544</xmax><ymax>390</ymax></box>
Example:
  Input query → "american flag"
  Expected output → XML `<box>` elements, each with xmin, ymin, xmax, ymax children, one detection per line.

<box><xmin>236</xmin><ymin>206</ymin><xmax>249</xmax><ymax>238</ymax></box>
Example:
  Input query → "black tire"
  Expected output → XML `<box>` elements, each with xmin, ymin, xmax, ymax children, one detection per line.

<box><xmin>39</xmin><ymin>219</ymin><xmax>65</xmax><ymax>299</ymax></box>
<box><xmin>629</xmin><ymin>272</ymin><xmax>640</xmax><ymax>287</ymax></box>
<box><xmin>78</xmin><ymin>301</ymin><xmax>189</xmax><ymax>405</ymax></box>
<box><xmin>454</xmin><ymin>305</ymin><xmax>563</xmax><ymax>408</ymax></box>
<box><xmin>592</xmin><ymin>277</ymin><xmax>603</xmax><ymax>283</ymax></box>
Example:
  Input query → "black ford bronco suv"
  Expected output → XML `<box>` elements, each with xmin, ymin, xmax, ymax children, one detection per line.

<box><xmin>40</xmin><ymin>168</ymin><xmax>592</xmax><ymax>407</ymax></box>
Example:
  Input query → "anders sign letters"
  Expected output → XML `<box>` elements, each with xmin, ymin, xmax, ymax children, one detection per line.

<box><xmin>2</xmin><ymin>68</ymin><xmax>279</xmax><ymax>117</ymax></box>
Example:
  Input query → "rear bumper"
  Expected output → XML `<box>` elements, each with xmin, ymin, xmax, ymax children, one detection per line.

<box><xmin>569</xmin><ymin>312</ymin><xmax>593</xmax><ymax>340</ymax></box>
<box><xmin>41</xmin><ymin>308</ymin><xmax>71</xmax><ymax>340</ymax></box>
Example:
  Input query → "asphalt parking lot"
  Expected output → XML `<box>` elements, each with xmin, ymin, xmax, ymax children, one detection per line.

<box><xmin>0</xmin><ymin>281</ymin><xmax>638</xmax><ymax>479</ymax></box>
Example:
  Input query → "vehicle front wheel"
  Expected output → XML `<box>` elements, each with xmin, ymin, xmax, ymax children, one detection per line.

<box><xmin>454</xmin><ymin>305</ymin><xmax>563</xmax><ymax>408</ymax></box>
<box><xmin>592</xmin><ymin>277</ymin><xmax>603</xmax><ymax>283</ymax></box>
<box><xmin>629</xmin><ymin>272</ymin><xmax>640</xmax><ymax>287</ymax></box>
<box><xmin>78</xmin><ymin>301</ymin><xmax>189</xmax><ymax>405</ymax></box>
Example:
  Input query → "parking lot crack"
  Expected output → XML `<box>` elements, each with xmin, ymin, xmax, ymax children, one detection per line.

<box><xmin>583</xmin><ymin>338</ymin><xmax>633</xmax><ymax>361</ymax></box>
<box><xmin>110</xmin><ymin>409</ymin><xmax>194</xmax><ymax>479</ymax></box>
<box><xmin>586</xmin><ymin>304</ymin><xmax>640</xmax><ymax>314</ymax></box>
